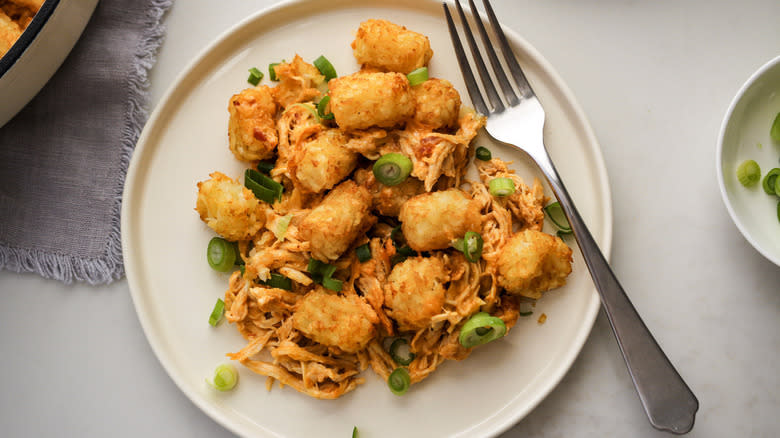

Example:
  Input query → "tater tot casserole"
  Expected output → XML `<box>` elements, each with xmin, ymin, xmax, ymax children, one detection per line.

<box><xmin>195</xmin><ymin>18</ymin><xmax>574</xmax><ymax>399</ymax></box>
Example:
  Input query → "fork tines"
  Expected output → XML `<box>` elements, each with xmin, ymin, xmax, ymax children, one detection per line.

<box><xmin>443</xmin><ymin>0</ymin><xmax>533</xmax><ymax>115</ymax></box>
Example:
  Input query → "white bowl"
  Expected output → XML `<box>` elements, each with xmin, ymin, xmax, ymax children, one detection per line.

<box><xmin>717</xmin><ymin>54</ymin><xmax>780</xmax><ymax>266</ymax></box>
<box><xmin>0</xmin><ymin>0</ymin><xmax>99</xmax><ymax>128</ymax></box>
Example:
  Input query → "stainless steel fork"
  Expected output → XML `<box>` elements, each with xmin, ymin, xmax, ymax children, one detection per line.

<box><xmin>443</xmin><ymin>0</ymin><xmax>698</xmax><ymax>434</ymax></box>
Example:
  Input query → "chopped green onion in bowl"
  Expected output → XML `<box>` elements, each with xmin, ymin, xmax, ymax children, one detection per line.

<box><xmin>736</xmin><ymin>159</ymin><xmax>761</xmax><ymax>187</ymax></box>
<box><xmin>762</xmin><ymin>168</ymin><xmax>780</xmax><ymax>195</ymax></box>
<box><xmin>771</xmin><ymin>112</ymin><xmax>780</xmax><ymax>143</ymax></box>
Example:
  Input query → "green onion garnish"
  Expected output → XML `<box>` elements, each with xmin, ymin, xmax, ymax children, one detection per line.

<box><xmin>355</xmin><ymin>244</ymin><xmax>371</xmax><ymax>262</ymax></box>
<box><xmin>321</xmin><ymin>276</ymin><xmax>343</xmax><ymax>292</ymax></box>
<box><xmin>207</xmin><ymin>363</ymin><xmax>238</xmax><ymax>391</ymax></box>
<box><xmin>307</xmin><ymin>258</ymin><xmax>340</xmax><ymax>289</ymax></box>
<box><xmin>488</xmin><ymin>177</ymin><xmax>516</xmax><ymax>197</ymax></box>
<box><xmin>261</xmin><ymin>273</ymin><xmax>293</xmax><ymax>291</ymax></box>
<box><xmin>475</xmin><ymin>146</ymin><xmax>492</xmax><ymax>161</ymax></box>
<box><xmin>458</xmin><ymin>312</ymin><xmax>507</xmax><ymax>348</ymax></box>
<box><xmin>406</xmin><ymin>67</ymin><xmax>429</xmax><ymax>86</ymax></box>
<box><xmin>762</xmin><ymin>168</ymin><xmax>780</xmax><ymax>195</ymax></box>
<box><xmin>452</xmin><ymin>231</ymin><xmax>483</xmax><ymax>262</ymax></box>
<box><xmin>737</xmin><ymin>160</ymin><xmax>761</xmax><ymax>187</ymax></box>
<box><xmin>373</xmin><ymin>153</ymin><xmax>413</xmax><ymax>186</ymax></box>
<box><xmin>245</xmin><ymin>168</ymin><xmax>283</xmax><ymax>203</ymax></box>
<box><xmin>274</xmin><ymin>214</ymin><xmax>292</xmax><ymax>240</ymax></box>
<box><xmin>544</xmin><ymin>201</ymin><xmax>572</xmax><ymax>233</ymax></box>
<box><xmin>313</xmin><ymin>55</ymin><xmax>337</xmax><ymax>82</ymax></box>
<box><xmin>317</xmin><ymin>96</ymin><xmax>334</xmax><ymax>120</ymax></box>
<box><xmin>387</xmin><ymin>367</ymin><xmax>411</xmax><ymax>395</ymax></box>
<box><xmin>257</xmin><ymin>160</ymin><xmax>275</xmax><ymax>174</ymax></box>
<box><xmin>269</xmin><ymin>62</ymin><xmax>281</xmax><ymax>81</ymax></box>
<box><xmin>247</xmin><ymin>67</ymin><xmax>264</xmax><ymax>86</ymax></box>
<box><xmin>389</xmin><ymin>338</ymin><xmax>416</xmax><ymax>366</ymax></box>
<box><xmin>352</xmin><ymin>426</ymin><xmax>359</xmax><ymax>438</ymax></box>
<box><xmin>771</xmin><ymin>112</ymin><xmax>780</xmax><ymax>143</ymax></box>
<box><xmin>390</xmin><ymin>253</ymin><xmax>408</xmax><ymax>266</ymax></box>
<box><xmin>518</xmin><ymin>301</ymin><xmax>533</xmax><ymax>317</ymax></box>
<box><xmin>777</xmin><ymin>200</ymin><xmax>780</xmax><ymax>223</ymax></box>
<box><xmin>207</xmin><ymin>237</ymin><xmax>237</xmax><ymax>272</ymax></box>
<box><xmin>208</xmin><ymin>298</ymin><xmax>225</xmax><ymax>326</ymax></box>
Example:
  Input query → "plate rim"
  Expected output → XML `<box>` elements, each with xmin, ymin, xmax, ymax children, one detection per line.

<box><xmin>122</xmin><ymin>0</ymin><xmax>613</xmax><ymax>436</ymax></box>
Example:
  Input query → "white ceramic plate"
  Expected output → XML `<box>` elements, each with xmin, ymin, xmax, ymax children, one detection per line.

<box><xmin>717</xmin><ymin>55</ymin><xmax>780</xmax><ymax>266</ymax></box>
<box><xmin>122</xmin><ymin>1</ymin><xmax>612</xmax><ymax>437</ymax></box>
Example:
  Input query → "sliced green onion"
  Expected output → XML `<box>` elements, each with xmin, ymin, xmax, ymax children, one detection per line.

<box><xmin>458</xmin><ymin>312</ymin><xmax>507</xmax><ymax>348</ymax></box>
<box><xmin>544</xmin><ymin>201</ymin><xmax>572</xmax><ymax>232</ymax></box>
<box><xmin>390</xmin><ymin>225</ymin><xmax>405</xmax><ymax>247</ymax></box>
<box><xmin>355</xmin><ymin>244</ymin><xmax>371</xmax><ymax>262</ymax></box>
<box><xmin>736</xmin><ymin>160</ymin><xmax>761</xmax><ymax>187</ymax></box>
<box><xmin>774</xmin><ymin>172</ymin><xmax>780</xmax><ymax>196</ymax></box>
<box><xmin>488</xmin><ymin>177</ymin><xmax>516</xmax><ymax>197</ymax></box>
<box><xmin>208</xmin><ymin>298</ymin><xmax>225</xmax><ymax>326</ymax></box>
<box><xmin>247</xmin><ymin>67</ymin><xmax>264</xmax><ymax>86</ymax></box>
<box><xmin>261</xmin><ymin>273</ymin><xmax>293</xmax><ymax>291</ymax></box>
<box><xmin>257</xmin><ymin>160</ymin><xmax>275</xmax><ymax>174</ymax></box>
<box><xmin>389</xmin><ymin>338</ymin><xmax>416</xmax><ymax>366</ymax></box>
<box><xmin>387</xmin><ymin>367</ymin><xmax>411</xmax><ymax>395</ymax></box>
<box><xmin>307</xmin><ymin>258</ymin><xmax>338</xmax><ymax>286</ymax></box>
<box><xmin>475</xmin><ymin>146</ymin><xmax>492</xmax><ymax>161</ymax></box>
<box><xmin>317</xmin><ymin>95</ymin><xmax>334</xmax><ymax>120</ymax></box>
<box><xmin>269</xmin><ymin>62</ymin><xmax>281</xmax><ymax>81</ymax></box>
<box><xmin>245</xmin><ymin>168</ymin><xmax>283</xmax><ymax>203</ymax></box>
<box><xmin>452</xmin><ymin>231</ymin><xmax>483</xmax><ymax>263</ymax></box>
<box><xmin>313</xmin><ymin>55</ymin><xmax>337</xmax><ymax>82</ymax></box>
<box><xmin>352</xmin><ymin>426</ymin><xmax>359</xmax><ymax>438</ymax></box>
<box><xmin>207</xmin><ymin>237</ymin><xmax>237</xmax><ymax>272</ymax></box>
<box><xmin>762</xmin><ymin>168</ymin><xmax>780</xmax><ymax>195</ymax></box>
<box><xmin>274</xmin><ymin>214</ymin><xmax>292</xmax><ymax>240</ymax></box>
<box><xmin>556</xmin><ymin>229</ymin><xmax>573</xmax><ymax>238</ymax></box>
<box><xmin>207</xmin><ymin>363</ymin><xmax>238</xmax><ymax>391</ymax></box>
<box><xmin>771</xmin><ymin>112</ymin><xmax>780</xmax><ymax>143</ymax></box>
<box><xmin>373</xmin><ymin>153</ymin><xmax>413</xmax><ymax>186</ymax></box>
<box><xmin>390</xmin><ymin>254</ymin><xmax>408</xmax><ymax>266</ymax></box>
<box><xmin>232</xmin><ymin>241</ymin><xmax>244</xmax><ymax>265</ymax></box>
<box><xmin>406</xmin><ymin>67</ymin><xmax>428</xmax><ymax>86</ymax></box>
<box><xmin>321</xmin><ymin>276</ymin><xmax>343</xmax><ymax>291</ymax></box>
<box><xmin>396</xmin><ymin>245</ymin><xmax>416</xmax><ymax>257</ymax></box>
<box><xmin>518</xmin><ymin>301</ymin><xmax>533</xmax><ymax>317</ymax></box>
<box><xmin>777</xmin><ymin>200</ymin><xmax>780</xmax><ymax>223</ymax></box>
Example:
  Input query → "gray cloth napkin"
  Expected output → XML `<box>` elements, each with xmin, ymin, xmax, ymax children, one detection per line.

<box><xmin>0</xmin><ymin>0</ymin><xmax>173</xmax><ymax>284</ymax></box>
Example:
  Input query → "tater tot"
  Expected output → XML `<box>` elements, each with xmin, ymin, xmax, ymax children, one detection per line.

<box><xmin>291</xmin><ymin>129</ymin><xmax>358</xmax><ymax>194</ymax></box>
<box><xmin>0</xmin><ymin>12</ymin><xmax>21</xmax><ymax>55</ymax></box>
<box><xmin>292</xmin><ymin>287</ymin><xmax>378</xmax><ymax>353</ymax></box>
<box><xmin>351</xmin><ymin>19</ymin><xmax>433</xmax><ymax>74</ymax></box>
<box><xmin>384</xmin><ymin>257</ymin><xmax>449</xmax><ymax>331</ymax></box>
<box><xmin>353</xmin><ymin>168</ymin><xmax>424</xmax><ymax>217</ymax></box>
<box><xmin>299</xmin><ymin>180</ymin><xmax>375</xmax><ymax>261</ymax></box>
<box><xmin>227</xmin><ymin>86</ymin><xmax>278</xmax><ymax>162</ymax></box>
<box><xmin>196</xmin><ymin>172</ymin><xmax>265</xmax><ymax>241</ymax></box>
<box><xmin>412</xmin><ymin>78</ymin><xmax>461</xmax><ymax>130</ymax></box>
<box><xmin>328</xmin><ymin>71</ymin><xmax>415</xmax><ymax>131</ymax></box>
<box><xmin>399</xmin><ymin>189</ymin><xmax>482</xmax><ymax>251</ymax></box>
<box><xmin>496</xmin><ymin>229</ymin><xmax>573</xmax><ymax>299</ymax></box>
<box><xmin>270</xmin><ymin>54</ymin><xmax>325</xmax><ymax>108</ymax></box>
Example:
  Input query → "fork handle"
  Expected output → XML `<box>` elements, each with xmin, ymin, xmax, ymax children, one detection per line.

<box><xmin>531</xmin><ymin>153</ymin><xmax>699</xmax><ymax>434</ymax></box>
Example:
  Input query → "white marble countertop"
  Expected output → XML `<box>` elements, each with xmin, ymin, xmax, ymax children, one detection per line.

<box><xmin>1</xmin><ymin>0</ymin><xmax>779</xmax><ymax>436</ymax></box>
